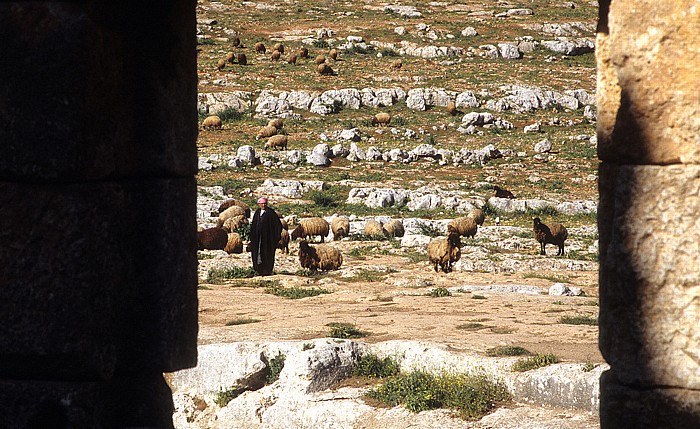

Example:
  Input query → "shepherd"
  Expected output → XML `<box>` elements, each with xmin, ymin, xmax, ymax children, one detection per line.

<box><xmin>250</xmin><ymin>197</ymin><xmax>283</xmax><ymax>276</ymax></box>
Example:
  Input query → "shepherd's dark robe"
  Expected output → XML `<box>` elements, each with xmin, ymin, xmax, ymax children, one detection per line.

<box><xmin>250</xmin><ymin>207</ymin><xmax>282</xmax><ymax>275</ymax></box>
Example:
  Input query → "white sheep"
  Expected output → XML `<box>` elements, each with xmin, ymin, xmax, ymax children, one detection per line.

<box><xmin>372</xmin><ymin>112</ymin><xmax>391</xmax><ymax>126</ymax></box>
<box><xmin>290</xmin><ymin>217</ymin><xmax>330</xmax><ymax>242</ymax></box>
<box><xmin>298</xmin><ymin>241</ymin><xmax>343</xmax><ymax>271</ymax></box>
<box><xmin>224</xmin><ymin>232</ymin><xmax>244</xmax><ymax>254</ymax></box>
<box><xmin>202</xmin><ymin>115</ymin><xmax>222</xmax><ymax>130</ymax></box>
<box><xmin>467</xmin><ymin>209</ymin><xmax>485</xmax><ymax>226</ymax></box>
<box><xmin>384</xmin><ymin>219</ymin><xmax>405</xmax><ymax>238</ymax></box>
<box><xmin>216</xmin><ymin>205</ymin><xmax>247</xmax><ymax>228</ymax></box>
<box><xmin>427</xmin><ymin>232</ymin><xmax>462</xmax><ymax>273</ymax></box>
<box><xmin>331</xmin><ymin>216</ymin><xmax>350</xmax><ymax>241</ymax></box>
<box><xmin>265</xmin><ymin>135</ymin><xmax>288</xmax><ymax>150</ymax></box>
<box><xmin>447</xmin><ymin>216</ymin><xmax>478</xmax><ymax>239</ymax></box>
<box><xmin>364</xmin><ymin>219</ymin><xmax>387</xmax><ymax>238</ymax></box>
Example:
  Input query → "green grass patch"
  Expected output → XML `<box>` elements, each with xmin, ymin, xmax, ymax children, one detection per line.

<box><xmin>265</xmin><ymin>352</ymin><xmax>285</xmax><ymax>384</ymax></box>
<box><xmin>366</xmin><ymin>370</ymin><xmax>511</xmax><ymax>420</ymax></box>
<box><xmin>485</xmin><ymin>346</ymin><xmax>531</xmax><ymax>357</ymax></box>
<box><xmin>354</xmin><ymin>354</ymin><xmax>401</xmax><ymax>379</ymax></box>
<box><xmin>457</xmin><ymin>323</ymin><xmax>488</xmax><ymax>331</ymax></box>
<box><xmin>265</xmin><ymin>284</ymin><xmax>331</xmax><ymax>299</ymax></box>
<box><xmin>214</xmin><ymin>386</ymin><xmax>247</xmax><ymax>407</ymax></box>
<box><xmin>327</xmin><ymin>322</ymin><xmax>369</xmax><ymax>339</ymax></box>
<box><xmin>225</xmin><ymin>318</ymin><xmax>261</xmax><ymax>326</ymax></box>
<box><xmin>511</xmin><ymin>353</ymin><xmax>560</xmax><ymax>372</ymax></box>
<box><xmin>559</xmin><ymin>315</ymin><xmax>598</xmax><ymax>326</ymax></box>
<box><xmin>338</xmin><ymin>268</ymin><xmax>392</xmax><ymax>283</ymax></box>
<box><xmin>523</xmin><ymin>273</ymin><xmax>570</xmax><ymax>283</ymax></box>
<box><xmin>428</xmin><ymin>287</ymin><xmax>451</xmax><ymax>298</ymax></box>
<box><xmin>206</xmin><ymin>266</ymin><xmax>256</xmax><ymax>284</ymax></box>
<box><xmin>472</xmin><ymin>294</ymin><xmax>487</xmax><ymax>300</ymax></box>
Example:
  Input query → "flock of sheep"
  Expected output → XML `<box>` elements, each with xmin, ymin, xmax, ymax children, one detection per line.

<box><xmin>196</xmin><ymin>197</ymin><xmax>570</xmax><ymax>276</ymax></box>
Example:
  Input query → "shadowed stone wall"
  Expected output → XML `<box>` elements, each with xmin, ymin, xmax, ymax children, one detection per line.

<box><xmin>597</xmin><ymin>1</ymin><xmax>700</xmax><ymax>428</ymax></box>
<box><xmin>0</xmin><ymin>2</ymin><xmax>198</xmax><ymax>428</ymax></box>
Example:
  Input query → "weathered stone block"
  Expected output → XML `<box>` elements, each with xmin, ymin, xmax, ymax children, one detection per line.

<box><xmin>0</xmin><ymin>2</ymin><xmax>198</xmax><ymax>181</ymax></box>
<box><xmin>598</xmin><ymin>163</ymin><xmax>700</xmax><ymax>388</ymax></box>
<box><xmin>596</xmin><ymin>0</ymin><xmax>700</xmax><ymax>165</ymax></box>
<box><xmin>600</xmin><ymin>370</ymin><xmax>700</xmax><ymax>429</ymax></box>
<box><xmin>0</xmin><ymin>178</ymin><xmax>198</xmax><ymax>378</ymax></box>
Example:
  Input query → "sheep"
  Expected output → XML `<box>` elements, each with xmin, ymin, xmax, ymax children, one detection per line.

<box><xmin>315</xmin><ymin>54</ymin><xmax>326</xmax><ymax>64</ymax></box>
<box><xmin>372</xmin><ymin>112</ymin><xmax>391</xmax><ymax>127</ymax></box>
<box><xmin>273</xmin><ymin>42</ymin><xmax>284</xmax><ymax>54</ymax></box>
<box><xmin>390</xmin><ymin>59</ymin><xmax>402</xmax><ymax>70</ymax></box>
<box><xmin>427</xmin><ymin>232</ymin><xmax>462</xmax><ymax>273</ymax></box>
<box><xmin>280</xmin><ymin>218</ymin><xmax>289</xmax><ymax>230</ymax></box>
<box><xmin>467</xmin><ymin>208</ymin><xmax>485</xmax><ymax>226</ymax></box>
<box><xmin>222</xmin><ymin>214</ymin><xmax>248</xmax><ymax>233</ymax></box>
<box><xmin>202</xmin><ymin>115</ymin><xmax>222</xmax><ymax>130</ymax></box>
<box><xmin>225</xmin><ymin>51</ymin><xmax>236</xmax><ymax>64</ymax></box>
<box><xmin>298</xmin><ymin>241</ymin><xmax>343</xmax><ymax>272</ymax></box>
<box><xmin>217</xmin><ymin>205</ymin><xmax>247</xmax><ymax>228</ymax></box>
<box><xmin>254</xmin><ymin>42</ymin><xmax>266</xmax><ymax>53</ymax></box>
<box><xmin>287</xmin><ymin>53</ymin><xmax>297</xmax><ymax>65</ymax></box>
<box><xmin>447</xmin><ymin>216</ymin><xmax>478</xmax><ymax>239</ymax></box>
<box><xmin>329</xmin><ymin>48</ymin><xmax>339</xmax><ymax>60</ymax></box>
<box><xmin>218</xmin><ymin>198</ymin><xmax>251</xmax><ymax>217</ymax></box>
<box><xmin>364</xmin><ymin>219</ymin><xmax>388</xmax><ymax>238</ymax></box>
<box><xmin>216</xmin><ymin>58</ymin><xmax>226</xmax><ymax>71</ymax></box>
<box><xmin>267</xmin><ymin>118</ymin><xmax>284</xmax><ymax>129</ymax></box>
<box><xmin>237</xmin><ymin>53</ymin><xmax>247</xmax><ymax>65</ymax></box>
<box><xmin>331</xmin><ymin>216</ymin><xmax>350</xmax><ymax>241</ymax></box>
<box><xmin>232</xmin><ymin>36</ymin><xmax>241</xmax><ymax>47</ymax></box>
<box><xmin>256</xmin><ymin>125</ymin><xmax>278</xmax><ymax>139</ymax></box>
<box><xmin>318</xmin><ymin>63</ymin><xmax>334</xmax><ymax>75</ymax></box>
<box><xmin>384</xmin><ymin>219</ymin><xmax>405</xmax><ymax>238</ymax></box>
<box><xmin>197</xmin><ymin>227</ymin><xmax>228</xmax><ymax>251</ymax></box>
<box><xmin>265</xmin><ymin>135</ymin><xmax>288</xmax><ymax>150</ymax></box>
<box><xmin>224</xmin><ymin>232</ymin><xmax>244</xmax><ymax>254</ymax></box>
<box><xmin>298</xmin><ymin>47</ymin><xmax>309</xmax><ymax>58</ymax></box>
<box><xmin>290</xmin><ymin>217</ymin><xmax>330</xmax><ymax>243</ymax></box>
<box><xmin>532</xmin><ymin>217</ymin><xmax>568</xmax><ymax>256</ymax></box>
<box><xmin>446</xmin><ymin>101</ymin><xmax>457</xmax><ymax>116</ymax></box>
<box><xmin>271</xmin><ymin>50</ymin><xmax>281</xmax><ymax>61</ymax></box>
<box><xmin>278</xmin><ymin>228</ymin><xmax>290</xmax><ymax>254</ymax></box>
<box><xmin>494</xmin><ymin>185</ymin><xmax>515</xmax><ymax>199</ymax></box>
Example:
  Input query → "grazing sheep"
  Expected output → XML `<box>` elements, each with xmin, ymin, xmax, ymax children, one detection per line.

<box><xmin>280</xmin><ymin>218</ymin><xmax>289</xmax><ymax>230</ymax></box>
<box><xmin>254</xmin><ymin>42</ymin><xmax>266</xmax><ymax>53</ymax></box>
<box><xmin>318</xmin><ymin>63</ymin><xmax>334</xmax><ymax>75</ymax></box>
<box><xmin>218</xmin><ymin>198</ymin><xmax>251</xmax><ymax>217</ymax></box>
<box><xmin>494</xmin><ymin>185</ymin><xmax>515</xmax><ymax>199</ymax></box>
<box><xmin>467</xmin><ymin>208</ymin><xmax>485</xmax><ymax>226</ymax></box>
<box><xmin>384</xmin><ymin>219</ymin><xmax>405</xmax><ymax>238</ymax></box>
<box><xmin>222</xmin><ymin>214</ymin><xmax>248</xmax><ymax>233</ymax></box>
<box><xmin>267</xmin><ymin>118</ymin><xmax>284</xmax><ymax>129</ymax></box>
<box><xmin>237</xmin><ymin>53</ymin><xmax>247</xmax><ymax>65</ymax></box>
<box><xmin>315</xmin><ymin>54</ymin><xmax>326</xmax><ymax>64</ymax></box>
<box><xmin>298</xmin><ymin>241</ymin><xmax>343</xmax><ymax>272</ymax></box>
<box><xmin>533</xmin><ymin>217</ymin><xmax>568</xmax><ymax>256</ymax></box>
<box><xmin>224</xmin><ymin>232</ymin><xmax>244</xmax><ymax>254</ymax></box>
<box><xmin>216</xmin><ymin>58</ymin><xmax>226</xmax><ymax>71</ymax></box>
<box><xmin>364</xmin><ymin>219</ymin><xmax>388</xmax><ymax>238</ymax></box>
<box><xmin>271</xmin><ymin>50</ymin><xmax>281</xmax><ymax>61</ymax></box>
<box><xmin>278</xmin><ymin>228</ymin><xmax>290</xmax><ymax>254</ymax></box>
<box><xmin>372</xmin><ymin>112</ymin><xmax>392</xmax><ymax>127</ymax></box>
<box><xmin>298</xmin><ymin>47</ymin><xmax>309</xmax><ymax>58</ymax></box>
<box><xmin>428</xmin><ymin>232</ymin><xmax>462</xmax><ymax>273</ymax></box>
<box><xmin>446</xmin><ymin>101</ymin><xmax>457</xmax><ymax>116</ymax></box>
<box><xmin>265</xmin><ymin>134</ymin><xmax>288</xmax><ymax>150</ymax></box>
<box><xmin>390</xmin><ymin>59</ymin><xmax>402</xmax><ymax>70</ymax></box>
<box><xmin>290</xmin><ymin>217</ymin><xmax>330</xmax><ymax>242</ymax></box>
<box><xmin>202</xmin><ymin>115</ymin><xmax>222</xmax><ymax>130</ymax></box>
<box><xmin>287</xmin><ymin>53</ymin><xmax>297</xmax><ymax>64</ymax></box>
<box><xmin>329</xmin><ymin>48</ymin><xmax>338</xmax><ymax>60</ymax></box>
<box><xmin>331</xmin><ymin>216</ymin><xmax>350</xmax><ymax>241</ymax></box>
<box><xmin>273</xmin><ymin>43</ymin><xmax>284</xmax><ymax>54</ymax></box>
<box><xmin>217</xmin><ymin>205</ymin><xmax>247</xmax><ymax>228</ymax></box>
<box><xmin>447</xmin><ymin>216</ymin><xmax>478</xmax><ymax>238</ymax></box>
<box><xmin>232</xmin><ymin>36</ymin><xmax>241</xmax><ymax>47</ymax></box>
<box><xmin>225</xmin><ymin>51</ymin><xmax>236</xmax><ymax>64</ymax></box>
<box><xmin>256</xmin><ymin>125</ymin><xmax>278</xmax><ymax>139</ymax></box>
<box><xmin>197</xmin><ymin>227</ymin><xmax>228</xmax><ymax>251</ymax></box>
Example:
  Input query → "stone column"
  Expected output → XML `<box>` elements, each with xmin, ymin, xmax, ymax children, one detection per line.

<box><xmin>0</xmin><ymin>2</ymin><xmax>198</xmax><ymax>428</ymax></box>
<box><xmin>597</xmin><ymin>1</ymin><xmax>700</xmax><ymax>428</ymax></box>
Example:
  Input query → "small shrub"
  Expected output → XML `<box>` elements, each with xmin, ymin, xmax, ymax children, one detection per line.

<box><xmin>345</xmin><ymin>44</ymin><xmax>375</xmax><ymax>55</ymax></box>
<box><xmin>429</xmin><ymin>287</ymin><xmax>451</xmax><ymax>298</ymax></box>
<box><xmin>217</xmin><ymin>107</ymin><xmax>244</xmax><ymax>122</ymax></box>
<box><xmin>511</xmin><ymin>353</ymin><xmax>559</xmax><ymax>372</ymax></box>
<box><xmin>379</xmin><ymin>48</ymin><xmax>399</xmax><ymax>57</ymax></box>
<box><xmin>302</xmin><ymin>343</ymin><xmax>315</xmax><ymax>351</ymax></box>
<box><xmin>472</xmin><ymin>294</ymin><xmax>487</xmax><ymax>300</ymax></box>
<box><xmin>308</xmin><ymin>189</ymin><xmax>341</xmax><ymax>207</ymax></box>
<box><xmin>207</xmin><ymin>266</ymin><xmax>256</xmax><ymax>284</ymax></box>
<box><xmin>236</xmin><ymin>223</ymin><xmax>251</xmax><ymax>242</ymax></box>
<box><xmin>265</xmin><ymin>285</ymin><xmax>331</xmax><ymax>299</ymax></box>
<box><xmin>214</xmin><ymin>386</ymin><xmax>246</xmax><ymax>407</ymax></box>
<box><xmin>265</xmin><ymin>352</ymin><xmax>286</xmax><ymax>384</ymax></box>
<box><xmin>416</xmin><ymin>221</ymin><xmax>442</xmax><ymax>237</ymax></box>
<box><xmin>327</xmin><ymin>322</ymin><xmax>368</xmax><ymax>339</ymax></box>
<box><xmin>225</xmin><ymin>318</ymin><xmax>260</xmax><ymax>326</ymax></box>
<box><xmin>313</xmin><ymin>39</ymin><xmax>329</xmax><ymax>48</ymax></box>
<box><xmin>354</xmin><ymin>354</ymin><xmax>401</xmax><ymax>378</ymax></box>
<box><xmin>391</xmin><ymin>116</ymin><xmax>408</xmax><ymax>126</ymax></box>
<box><xmin>559</xmin><ymin>315</ymin><xmax>598</xmax><ymax>326</ymax></box>
<box><xmin>485</xmin><ymin>346</ymin><xmax>531</xmax><ymax>357</ymax></box>
<box><xmin>456</xmin><ymin>323</ymin><xmax>487</xmax><ymax>331</ymax></box>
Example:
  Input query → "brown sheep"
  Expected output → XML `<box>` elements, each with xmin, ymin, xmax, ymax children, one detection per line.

<box><xmin>271</xmin><ymin>50</ymin><xmax>281</xmax><ymax>61</ymax></box>
<box><xmin>232</xmin><ymin>36</ymin><xmax>241</xmax><ymax>47</ymax></box>
<box><xmin>224</xmin><ymin>232</ymin><xmax>244</xmax><ymax>254</ymax></box>
<box><xmin>267</xmin><ymin>118</ymin><xmax>284</xmax><ymax>129</ymax></box>
<box><xmin>280</xmin><ymin>218</ymin><xmax>289</xmax><ymax>230</ymax></box>
<box><xmin>225</xmin><ymin>51</ymin><xmax>236</xmax><ymax>64</ymax></box>
<box><xmin>446</xmin><ymin>101</ymin><xmax>457</xmax><ymax>116</ymax></box>
<box><xmin>329</xmin><ymin>48</ymin><xmax>339</xmax><ymax>60</ymax></box>
<box><xmin>265</xmin><ymin>135</ymin><xmax>288</xmax><ymax>151</ymax></box>
<box><xmin>197</xmin><ymin>227</ymin><xmax>228</xmax><ymax>251</ymax></box>
<box><xmin>287</xmin><ymin>53</ymin><xmax>297</xmax><ymax>65</ymax></box>
<box><xmin>390</xmin><ymin>59</ymin><xmax>402</xmax><ymax>70</ymax></box>
<box><xmin>331</xmin><ymin>216</ymin><xmax>350</xmax><ymax>241</ymax></box>
<box><xmin>278</xmin><ymin>228</ymin><xmax>290</xmax><ymax>254</ymax></box>
<box><xmin>290</xmin><ymin>217</ymin><xmax>330</xmax><ymax>242</ymax></box>
<box><xmin>428</xmin><ymin>232</ymin><xmax>462</xmax><ymax>273</ymax></box>
<box><xmin>467</xmin><ymin>209</ymin><xmax>485</xmax><ymax>226</ymax></box>
<box><xmin>222</xmin><ymin>214</ymin><xmax>248</xmax><ymax>233</ymax></box>
<box><xmin>298</xmin><ymin>241</ymin><xmax>343</xmax><ymax>272</ymax></box>
<box><xmin>218</xmin><ymin>199</ymin><xmax>251</xmax><ymax>217</ymax></box>
<box><xmin>202</xmin><ymin>115</ymin><xmax>222</xmax><ymax>130</ymax></box>
<box><xmin>318</xmin><ymin>63</ymin><xmax>334</xmax><ymax>75</ymax></box>
<box><xmin>533</xmin><ymin>217</ymin><xmax>568</xmax><ymax>256</ymax></box>
<box><xmin>494</xmin><ymin>185</ymin><xmax>516</xmax><ymax>199</ymax></box>
<box><xmin>315</xmin><ymin>54</ymin><xmax>326</xmax><ymax>65</ymax></box>
<box><xmin>364</xmin><ymin>219</ymin><xmax>388</xmax><ymax>238</ymax></box>
<box><xmin>372</xmin><ymin>112</ymin><xmax>391</xmax><ymax>127</ymax></box>
<box><xmin>273</xmin><ymin>43</ymin><xmax>284</xmax><ymax>54</ymax></box>
<box><xmin>256</xmin><ymin>125</ymin><xmax>278</xmax><ymax>139</ymax></box>
<box><xmin>216</xmin><ymin>58</ymin><xmax>226</xmax><ymax>71</ymax></box>
<box><xmin>237</xmin><ymin>53</ymin><xmax>247</xmax><ymax>65</ymax></box>
<box><xmin>254</xmin><ymin>42</ymin><xmax>266</xmax><ymax>53</ymax></box>
<box><xmin>298</xmin><ymin>47</ymin><xmax>309</xmax><ymax>58</ymax></box>
<box><xmin>447</xmin><ymin>217</ymin><xmax>478</xmax><ymax>239</ymax></box>
<box><xmin>217</xmin><ymin>205</ymin><xmax>247</xmax><ymax>228</ymax></box>
<box><xmin>384</xmin><ymin>219</ymin><xmax>405</xmax><ymax>238</ymax></box>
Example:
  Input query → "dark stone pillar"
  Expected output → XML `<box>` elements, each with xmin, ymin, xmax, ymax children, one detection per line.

<box><xmin>0</xmin><ymin>2</ymin><xmax>198</xmax><ymax>428</ymax></box>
